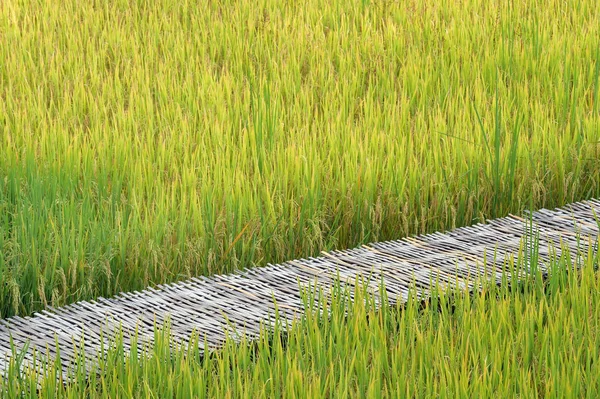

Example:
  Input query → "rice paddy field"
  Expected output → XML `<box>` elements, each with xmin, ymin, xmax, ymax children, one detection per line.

<box><xmin>0</xmin><ymin>0</ymin><xmax>599</xmax><ymax>396</ymax></box>
<box><xmin>5</xmin><ymin>248</ymin><xmax>600</xmax><ymax>397</ymax></box>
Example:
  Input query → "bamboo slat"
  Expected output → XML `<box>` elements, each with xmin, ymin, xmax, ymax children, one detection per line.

<box><xmin>0</xmin><ymin>199</ymin><xmax>598</xmax><ymax>379</ymax></box>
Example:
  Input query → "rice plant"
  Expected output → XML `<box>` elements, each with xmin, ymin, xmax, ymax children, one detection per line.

<box><xmin>1</xmin><ymin>236</ymin><xmax>598</xmax><ymax>398</ymax></box>
<box><xmin>1</xmin><ymin>0</ymin><xmax>598</xmax><ymax>318</ymax></box>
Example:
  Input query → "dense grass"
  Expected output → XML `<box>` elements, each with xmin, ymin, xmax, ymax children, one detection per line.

<box><xmin>2</xmin><ymin>241</ymin><xmax>599</xmax><ymax>398</ymax></box>
<box><xmin>1</xmin><ymin>0</ymin><xmax>599</xmax><ymax>317</ymax></box>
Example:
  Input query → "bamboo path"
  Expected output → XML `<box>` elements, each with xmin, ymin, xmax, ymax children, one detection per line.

<box><xmin>0</xmin><ymin>199</ymin><xmax>599</xmax><ymax>378</ymax></box>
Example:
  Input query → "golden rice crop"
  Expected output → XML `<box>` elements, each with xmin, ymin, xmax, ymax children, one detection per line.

<box><xmin>0</xmin><ymin>0</ymin><xmax>598</xmax><ymax>318</ymax></box>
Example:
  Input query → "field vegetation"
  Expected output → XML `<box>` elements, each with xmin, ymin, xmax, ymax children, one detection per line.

<box><xmin>0</xmin><ymin>0</ymin><xmax>599</xmax><ymax>317</ymax></box>
<box><xmin>1</xmin><ymin>0</ymin><xmax>600</xmax><ymax>396</ymax></box>
<box><xmin>3</xmin><ymin>242</ymin><xmax>599</xmax><ymax>398</ymax></box>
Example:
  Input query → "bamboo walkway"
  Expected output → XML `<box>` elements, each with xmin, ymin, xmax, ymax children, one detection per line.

<box><xmin>1</xmin><ymin>199</ymin><xmax>599</xmax><ymax>378</ymax></box>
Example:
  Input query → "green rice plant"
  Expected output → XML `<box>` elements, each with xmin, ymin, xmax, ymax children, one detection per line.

<box><xmin>473</xmin><ymin>84</ymin><xmax>523</xmax><ymax>217</ymax></box>
<box><xmin>2</xmin><ymin>235</ymin><xmax>599</xmax><ymax>398</ymax></box>
<box><xmin>0</xmin><ymin>0</ymin><xmax>599</xmax><ymax>317</ymax></box>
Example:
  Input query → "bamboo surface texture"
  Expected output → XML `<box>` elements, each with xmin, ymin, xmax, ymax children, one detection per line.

<box><xmin>0</xmin><ymin>199</ymin><xmax>598</xmax><ymax>378</ymax></box>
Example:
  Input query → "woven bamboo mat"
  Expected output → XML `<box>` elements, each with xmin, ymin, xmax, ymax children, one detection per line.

<box><xmin>0</xmin><ymin>199</ymin><xmax>598</xmax><ymax>378</ymax></box>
